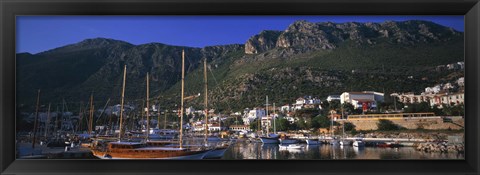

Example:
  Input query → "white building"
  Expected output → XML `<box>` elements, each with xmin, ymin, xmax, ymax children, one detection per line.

<box><xmin>444</xmin><ymin>83</ymin><xmax>455</xmax><ymax>90</ymax></box>
<box><xmin>327</xmin><ymin>95</ymin><xmax>341</xmax><ymax>102</ymax></box>
<box><xmin>192</xmin><ymin>123</ymin><xmax>222</xmax><ymax>132</ymax></box>
<box><xmin>281</xmin><ymin>104</ymin><xmax>291</xmax><ymax>113</ymax></box>
<box><xmin>294</xmin><ymin>98</ymin><xmax>305</xmax><ymax>110</ymax></box>
<box><xmin>429</xmin><ymin>92</ymin><xmax>464</xmax><ymax>108</ymax></box>
<box><xmin>229</xmin><ymin>125</ymin><xmax>251</xmax><ymax>132</ymax></box>
<box><xmin>261</xmin><ymin>116</ymin><xmax>272</xmax><ymax>130</ymax></box>
<box><xmin>340</xmin><ymin>91</ymin><xmax>384</xmax><ymax>110</ymax></box>
<box><xmin>392</xmin><ymin>92</ymin><xmax>432</xmax><ymax>104</ymax></box>
<box><xmin>457</xmin><ymin>77</ymin><xmax>465</xmax><ymax>87</ymax></box>
<box><xmin>294</xmin><ymin>96</ymin><xmax>322</xmax><ymax>110</ymax></box>
<box><xmin>242</xmin><ymin>108</ymin><xmax>265</xmax><ymax>125</ymax></box>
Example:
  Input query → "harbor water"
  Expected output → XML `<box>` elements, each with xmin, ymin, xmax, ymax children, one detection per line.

<box><xmin>18</xmin><ymin>139</ymin><xmax>465</xmax><ymax>160</ymax></box>
<box><xmin>221</xmin><ymin>141</ymin><xmax>465</xmax><ymax>160</ymax></box>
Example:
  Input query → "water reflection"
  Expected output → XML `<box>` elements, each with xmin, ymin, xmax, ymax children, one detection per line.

<box><xmin>222</xmin><ymin>141</ymin><xmax>464</xmax><ymax>160</ymax></box>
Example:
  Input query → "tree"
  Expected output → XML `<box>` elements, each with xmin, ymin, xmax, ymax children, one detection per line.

<box><xmin>442</xmin><ymin>104</ymin><xmax>464</xmax><ymax>116</ymax></box>
<box><xmin>273</xmin><ymin>118</ymin><xmax>290</xmax><ymax>131</ymax></box>
<box><xmin>329</xmin><ymin>100</ymin><xmax>341</xmax><ymax>110</ymax></box>
<box><xmin>377</xmin><ymin>119</ymin><xmax>405</xmax><ymax>131</ymax></box>
<box><xmin>343</xmin><ymin>122</ymin><xmax>356</xmax><ymax>131</ymax></box>
<box><xmin>249</xmin><ymin>119</ymin><xmax>259</xmax><ymax>131</ymax></box>
<box><xmin>342</xmin><ymin>103</ymin><xmax>355</xmax><ymax>114</ymax></box>
<box><xmin>295</xmin><ymin>118</ymin><xmax>311</xmax><ymax>130</ymax></box>
<box><xmin>311</xmin><ymin>114</ymin><xmax>338</xmax><ymax>129</ymax></box>
<box><xmin>404</xmin><ymin>102</ymin><xmax>432</xmax><ymax>113</ymax></box>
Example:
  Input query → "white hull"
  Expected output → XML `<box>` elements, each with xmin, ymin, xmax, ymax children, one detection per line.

<box><xmin>306</xmin><ymin>139</ymin><xmax>321</xmax><ymax>145</ymax></box>
<box><xmin>260</xmin><ymin>137</ymin><xmax>280</xmax><ymax>144</ymax></box>
<box><xmin>353</xmin><ymin>141</ymin><xmax>365</xmax><ymax>147</ymax></box>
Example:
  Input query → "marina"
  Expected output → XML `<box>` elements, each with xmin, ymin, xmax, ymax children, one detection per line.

<box><xmin>15</xmin><ymin>17</ymin><xmax>466</xmax><ymax>161</ymax></box>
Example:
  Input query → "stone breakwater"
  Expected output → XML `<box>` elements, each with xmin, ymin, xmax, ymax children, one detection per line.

<box><xmin>416</xmin><ymin>142</ymin><xmax>464</xmax><ymax>153</ymax></box>
<box><xmin>364</xmin><ymin>132</ymin><xmax>464</xmax><ymax>140</ymax></box>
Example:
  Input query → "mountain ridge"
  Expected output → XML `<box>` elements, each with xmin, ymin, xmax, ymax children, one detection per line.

<box><xmin>16</xmin><ymin>20</ymin><xmax>464</xmax><ymax>112</ymax></box>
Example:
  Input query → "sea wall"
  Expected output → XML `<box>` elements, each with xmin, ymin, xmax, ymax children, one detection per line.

<box><xmin>345</xmin><ymin>117</ymin><xmax>464</xmax><ymax>131</ymax></box>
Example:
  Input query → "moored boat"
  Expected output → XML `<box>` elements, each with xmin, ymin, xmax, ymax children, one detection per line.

<box><xmin>279</xmin><ymin>138</ymin><xmax>299</xmax><ymax>144</ymax></box>
<box><xmin>91</xmin><ymin>141</ymin><xmax>210</xmax><ymax>159</ymax></box>
<box><xmin>306</xmin><ymin>139</ymin><xmax>321</xmax><ymax>145</ymax></box>
<box><xmin>260</xmin><ymin>137</ymin><xmax>280</xmax><ymax>144</ymax></box>
<box><xmin>353</xmin><ymin>140</ymin><xmax>365</xmax><ymax>147</ymax></box>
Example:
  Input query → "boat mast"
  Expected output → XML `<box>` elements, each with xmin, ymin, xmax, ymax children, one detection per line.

<box><xmin>164</xmin><ymin>110</ymin><xmax>167</xmax><ymax>129</ymax></box>
<box><xmin>340</xmin><ymin>104</ymin><xmax>345</xmax><ymax>138</ymax></box>
<box><xmin>157</xmin><ymin>104</ymin><xmax>160</xmax><ymax>129</ymax></box>
<box><xmin>118</xmin><ymin>65</ymin><xmax>127</xmax><ymax>141</ymax></box>
<box><xmin>88</xmin><ymin>93</ymin><xmax>94</xmax><ymax>135</ymax></box>
<box><xmin>77</xmin><ymin>102</ymin><xmax>82</xmax><ymax>132</ymax></box>
<box><xmin>265</xmin><ymin>95</ymin><xmax>269</xmax><ymax>136</ymax></box>
<box><xmin>141</xmin><ymin>100</ymin><xmax>145</xmax><ymax>131</ymax></box>
<box><xmin>203</xmin><ymin>58</ymin><xmax>208</xmax><ymax>145</ymax></box>
<box><xmin>330</xmin><ymin>110</ymin><xmax>334</xmax><ymax>137</ymax></box>
<box><xmin>145</xmin><ymin>72</ymin><xmax>150</xmax><ymax>141</ymax></box>
<box><xmin>180</xmin><ymin>49</ymin><xmax>185</xmax><ymax>149</ymax></box>
<box><xmin>45</xmin><ymin>103</ymin><xmax>51</xmax><ymax>138</ymax></box>
<box><xmin>32</xmin><ymin>89</ymin><xmax>40</xmax><ymax>149</ymax></box>
<box><xmin>54</xmin><ymin>105</ymin><xmax>59</xmax><ymax>137</ymax></box>
<box><xmin>273</xmin><ymin>103</ymin><xmax>276</xmax><ymax>135</ymax></box>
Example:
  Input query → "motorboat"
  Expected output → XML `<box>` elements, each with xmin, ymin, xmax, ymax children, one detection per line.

<box><xmin>306</xmin><ymin>139</ymin><xmax>321</xmax><ymax>145</ymax></box>
<box><xmin>353</xmin><ymin>140</ymin><xmax>365</xmax><ymax>147</ymax></box>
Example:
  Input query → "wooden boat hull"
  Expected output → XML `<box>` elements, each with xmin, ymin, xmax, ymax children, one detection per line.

<box><xmin>91</xmin><ymin>148</ymin><xmax>210</xmax><ymax>159</ymax></box>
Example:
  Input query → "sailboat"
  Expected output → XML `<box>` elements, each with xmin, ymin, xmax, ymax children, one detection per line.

<box><xmin>259</xmin><ymin>96</ymin><xmax>280</xmax><ymax>144</ymax></box>
<box><xmin>90</xmin><ymin>50</ymin><xmax>211</xmax><ymax>159</ymax></box>
<box><xmin>329</xmin><ymin>110</ymin><xmax>339</xmax><ymax>146</ymax></box>
<box><xmin>200</xmin><ymin>58</ymin><xmax>230</xmax><ymax>159</ymax></box>
<box><xmin>339</xmin><ymin>120</ymin><xmax>351</xmax><ymax>146</ymax></box>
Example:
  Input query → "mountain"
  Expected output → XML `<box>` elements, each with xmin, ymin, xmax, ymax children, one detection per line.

<box><xmin>16</xmin><ymin>20</ymin><xmax>464</xmax><ymax>112</ymax></box>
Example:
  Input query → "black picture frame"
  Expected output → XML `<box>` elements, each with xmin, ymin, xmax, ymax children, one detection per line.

<box><xmin>1</xmin><ymin>0</ymin><xmax>479</xmax><ymax>175</ymax></box>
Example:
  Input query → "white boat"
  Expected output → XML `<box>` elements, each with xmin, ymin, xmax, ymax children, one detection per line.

<box><xmin>306</xmin><ymin>139</ymin><xmax>321</xmax><ymax>145</ymax></box>
<box><xmin>353</xmin><ymin>140</ymin><xmax>365</xmax><ymax>147</ymax></box>
<box><xmin>279</xmin><ymin>138</ymin><xmax>299</xmax><ymax>144</ymax></box>
<box><xmin>279</xmin><ymin>144</ymin><xmax>304</xmax><ymax>149</ymax></box>
<box><xmin>149</xmin><ymin>129</ymin><xmax>178</xmax><ymax>140</ymax></box>
<box><xmin>260</xmin><ymin>137</ymin><xmax>280</xmax><ymax>144</ymax></box>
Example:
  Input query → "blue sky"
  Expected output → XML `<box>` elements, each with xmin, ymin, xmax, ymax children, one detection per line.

<box><xmin>16</xmin><ymin>16</ymin><xmax>464</xmax><ymax>54</ymax></box>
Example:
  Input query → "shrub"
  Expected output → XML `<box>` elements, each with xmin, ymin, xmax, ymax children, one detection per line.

<box><xmin>377</xmin><ymin>119</ymin><xmax>406</xmax><ymax>131</ymax></box>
